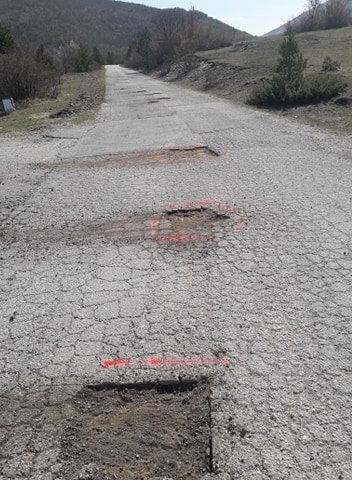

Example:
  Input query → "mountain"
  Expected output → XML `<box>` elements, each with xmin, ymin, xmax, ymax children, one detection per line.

<box><xmin>0</xmin><ymin>0</ymin><xmax>246</xmax><ymax>52</ymax></box>
<box><xmin>264</xmin><ymin>13</ymin><xmax>306</xmax><ymax>37</ymax></box>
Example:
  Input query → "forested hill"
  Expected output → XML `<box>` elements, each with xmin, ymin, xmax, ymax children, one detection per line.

<box><xmin>0</xmin><ymin>0</ymin><xmax>246</xmax><ymax>52</ymax></box>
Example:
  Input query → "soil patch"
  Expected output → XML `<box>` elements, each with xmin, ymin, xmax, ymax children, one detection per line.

<box><xmin>167</xmin><ymin>208</ymin><xmax>229</xmax><ymax>231</ymax></box>
<box><xmin>71</xmin><ymin>205</ymin><xmax>234</xmax><ymax>245</ymax></box>
<box><xmin>71</xmin><ymin>214</ymin><xmax>154</xmax><ymax>243</ymax></box>
<box><xmin>34</xmin><ymin>145</ymin><xmax>219</xmax><ymax>170</ymax></box>
<box><xmin>61</xmin><ymin>381</ymin><xmax>212</xmax><ymax>480</ymax></box>
<box><xmin>0</xmin><ymin>380</ymin><xmax>212</xmax><ymax>480</ymax></box>
<box><xmin>155</xmin><ymin>207</ymin><xmax>231</xmax><ymax>242</ymax></box>
<box><xmin>5</xmin><ymin>203</ymin><xmax>241</xmax><ymax>246</ymax></box>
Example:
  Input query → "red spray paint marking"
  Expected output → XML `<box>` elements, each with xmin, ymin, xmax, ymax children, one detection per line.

<box><xmin>102</xmin><ymin>358</ymin><xmax>230</xmax><ymax>368</ymax></box>
<box><xmin>156</xmin><ymin>152</ymin><xmax>166</xmax><ymax>163</ymax></box>
<box><xmin>212</xmin><ymin>145</ymin><xmax>227</xmax><ymax>156</ymax></box>
<box><xmin>151</xmin><ymin>219</ymin><xmax>160</xmax><ymax>232</ymax></box>
<box><xmin>103</xmin><ymin>359</ymin><xmax>132</xmax><ymax>367</ymax></box>
<box><xmin>234</xmin><ymin>217</ymin><xmax>244</xmax><ymax>231</ymax></box>
<box><xmin>218</xmin><ymin>202</ymin><xmax>237</xmax><ymax>214</ymax></box>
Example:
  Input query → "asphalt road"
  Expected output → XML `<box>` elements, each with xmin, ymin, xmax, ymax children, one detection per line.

<box><xmin>1</xmin><ymin>65</ymin><xmax>352</xmax><ymax>479</ymax></box>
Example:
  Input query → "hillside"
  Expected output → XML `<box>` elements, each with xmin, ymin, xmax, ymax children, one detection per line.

<box><xmin>0</xmin><ymin>0</ymin><xmax>246</xmax><ymax>52</ymax></box>
<box><xmin>165</xmin><ymin>25</ymin><xmax>352</xmax><ymax>133</ymax></box>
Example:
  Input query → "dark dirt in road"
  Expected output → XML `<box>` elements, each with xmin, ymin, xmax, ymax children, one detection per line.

<box><xmin>33</xmin><ymin>145</ymin><xmax>219</xmax><ymax>171</ymax></box>
<box><xmin>4</xmin><ymin>204</ymin><xmax>239</xmax><ymax>246</ymax></box>
<box><xmin>1</xmin><ymin>380</ymin><xmax>212</xmax><ymax>480</ymax></box>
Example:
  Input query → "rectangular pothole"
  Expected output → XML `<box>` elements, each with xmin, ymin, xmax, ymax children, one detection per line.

<box><xmin>34</xmin><ymin>145</ymin><xmax>220</xmax><ymax>170</ymax></box>
<box><xmin>60</xmin><ymin>379</ymin><xmax>212</xmax><ymax>480</ymax></box>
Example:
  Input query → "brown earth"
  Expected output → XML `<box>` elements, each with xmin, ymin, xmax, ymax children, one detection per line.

<box><xmin>33</xmin><ymin>146</ymin><xmax>219</xmax><ymax>171</ymax></box>
<box><xmin>4</xmin><ymin>204</ymin><xmax>237</xmax><ymax>246</ymax></box>
<box><xmin>0</xmin><ymin>381</ymin><xmax>212</xmax><ymax>480</ymax></box>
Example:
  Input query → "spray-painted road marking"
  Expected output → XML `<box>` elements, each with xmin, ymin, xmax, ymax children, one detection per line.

<box><xmin>102</xmin><ymin>358</ymin><xmax>230</xmax><ymax>368</ymax></box>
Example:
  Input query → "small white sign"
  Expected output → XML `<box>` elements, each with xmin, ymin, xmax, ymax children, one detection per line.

<box><xmin>2</xmin><ymin>98</ymin><xmax>15</xmax><ymax>115</ymax></box>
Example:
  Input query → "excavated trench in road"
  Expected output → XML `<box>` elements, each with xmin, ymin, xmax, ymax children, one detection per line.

<box><xmin>60</xmin><ymin>380</ymin><xmax>212</xmax><ymax>480</ymax></box>
<box><xmin>34</xmin><ymin>145</ymin><xmax>219</xmax><ymax>170</ymax></box>
<box><xmin>1</xmin><ymin>380</ymin><xmax>213</xmax><ymax>480</ymax></box>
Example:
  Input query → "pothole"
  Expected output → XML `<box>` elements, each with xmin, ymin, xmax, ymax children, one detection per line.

<box><xmin>69</xmin><ymin>204</ymin><xmax>236</xmax><ymax>244</ymax></box>
<box><xmin>61</xmin><ymin>380</ymin><xmax>212</xmax><ymax>480</ymax></box>
<box><xmin>10</xmin><ymin>202</ymin><xmax>242</xmax><ymax>246</ymax></box>
<box><xmin>152</xmin><ymin>202</ymin><xmax>242</xmax><ymax>243</ymax></box>
<box><xmin>34</xmin><ymin>145</ymin><xmax>219</xmax><ymax>170</ymax></box>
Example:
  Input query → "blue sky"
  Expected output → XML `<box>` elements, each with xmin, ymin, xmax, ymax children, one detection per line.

<box><xmin>134</xmin><ymin>1</ymin><xmax>307</xmax><ymax>36</ymax></box>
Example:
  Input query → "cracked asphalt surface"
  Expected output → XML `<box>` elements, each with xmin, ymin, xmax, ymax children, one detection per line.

<box><xmin>1</xmin><ymin>65</ymin><xmax>352</xmax><ymax>479</ymax></box>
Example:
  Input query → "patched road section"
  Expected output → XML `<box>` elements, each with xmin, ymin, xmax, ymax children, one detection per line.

<box><xmin>1</xmin><ymin>66</ymin><xmax>352</xmax><ymax>480</ymax></box>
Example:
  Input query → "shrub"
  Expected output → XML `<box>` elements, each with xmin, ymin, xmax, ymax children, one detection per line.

<box><xmin>303</xmin><ymin>73</ymin><xmax>347</xmax><ymax>101</ymax></box>
<box><xmin>321</xmin><ymin>55</ymin><xmax>340</xmax><ymax>72</ymax></box>
<box><xmin>247</xmin><ymin>28</ymin><xmax>347</xmax><ymax>107</ymax></box>
<box><xmin>247</xmin><ymin>73</ymin><xmax>347</xmax><ymax>107</ymax></box>
<box><xmin>0</xmin><ymin>51</ymin><xmax>59</xmax><ymax>101</ymax></box>
<box><xmin>0</xmin><ymin>24</ymin><xmax>15</xmax><ymax>54</ymax></box>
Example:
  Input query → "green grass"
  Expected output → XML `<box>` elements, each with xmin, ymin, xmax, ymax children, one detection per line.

<box><xmin>196</xmin><ymin>26</ymin><xmax>352</xmax><ymax>134</ymax></box>
<box><xmin>0</xmin><ymin>69</ymin><xmax>105</xmax><ymax>134</ymax></box>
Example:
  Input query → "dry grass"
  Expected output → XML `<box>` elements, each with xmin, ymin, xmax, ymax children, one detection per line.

<box><xmin>0</xmin><ymin>69</ymin><xmax>105</xmax><ymax>134</ymax></box>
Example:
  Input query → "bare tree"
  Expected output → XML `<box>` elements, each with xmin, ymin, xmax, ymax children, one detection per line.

<box><xmin>306</xmin><ymin>0</ymin><xmax>322</xmax><ymax>30</ymax></box>
<box><xmin>153</xmin><ymin>9</ymin><xmax>186</xmax><ymax>63</ymax></box>
<box><xmin>324</xmin><ymin>0</ymin><xmax>352</xmax><ymax>29</ymax></box>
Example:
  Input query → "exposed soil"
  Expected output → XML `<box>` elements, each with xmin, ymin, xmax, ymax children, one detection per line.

<box><xmin>72</xmin><ymin>214</ymin><xmax>156</xmax><ymax>243</ymax></box>
<box><xmin>72</xmin><ymin>206</ymin><xmax>234</xmax><ymax>244</ymax></box>
<box><xmin>156</xmin><ymin>208</ymin><xmax>231</xmax><ymax>241</ymax></box>
<box><xmin>154</xmin><ymin>57</ymin><xmax>263</xmax><ymax>104</ymax></box>
<box><xmin>34</xmin><ymin>146</ymin><xmax>219</xmax><ymax>171</ymax></box>
<box><xmin>0</xmin><ymin>381</ymin><xmax>212</xmax><ymax>480</ymax></box>
<box><xmin>49</xmin><ymin>92</ymin><xmax>96</xmax><ymax>119</ymax></box>
<box><xmin>5</xmin><ymin>204</ymin><xmax>239</xmax><ymax>247</ymax></box>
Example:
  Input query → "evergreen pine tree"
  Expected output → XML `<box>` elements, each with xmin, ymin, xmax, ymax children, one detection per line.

<box><xmin>275</xmin><ymin>27</ymin><xmax>307</xmax><ymax>86</ymax></box>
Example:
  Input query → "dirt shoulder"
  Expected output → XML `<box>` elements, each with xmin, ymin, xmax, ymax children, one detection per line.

<box><xmin>0</xmin><ymin>69</ymin><xmax>105</xmax><ymax>135</ymax></box>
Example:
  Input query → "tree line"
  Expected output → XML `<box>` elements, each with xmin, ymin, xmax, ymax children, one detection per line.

<box><xmin>292</xmin><ymin>0</ymin><xmax>352</xmax><ymax>33</ymax></box>
<box><xmin>0</xmin><ymin>24</ymin><xmax>108</xmax><ymax>102</ymax></box>
<box><xmin>124</xmin><ymin>7</ymin><xmax>242</xmax><ymax>71</ymax></box>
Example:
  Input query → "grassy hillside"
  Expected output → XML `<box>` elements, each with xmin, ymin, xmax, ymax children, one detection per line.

<box><xmin>190</xmin><ymin>26</ymin><xmax>352</xmax><ymax>133</ymax></box>
<box><xmin>0</xmin><ymin>0</ymin><xmax>245</xmax><ymax>53</ymax></box>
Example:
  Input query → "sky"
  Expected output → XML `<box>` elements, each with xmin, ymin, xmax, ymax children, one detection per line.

<box><xmin>133</xmin><ymin>0</ymin><xmax>308</xmax><ymax>36</ymax></box>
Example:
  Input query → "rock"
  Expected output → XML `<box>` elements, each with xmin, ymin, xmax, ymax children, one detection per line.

<box><xmin>334</xmin><ymin>96</ymin><xmax>352</xmax><ymax>106</ymax></box>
